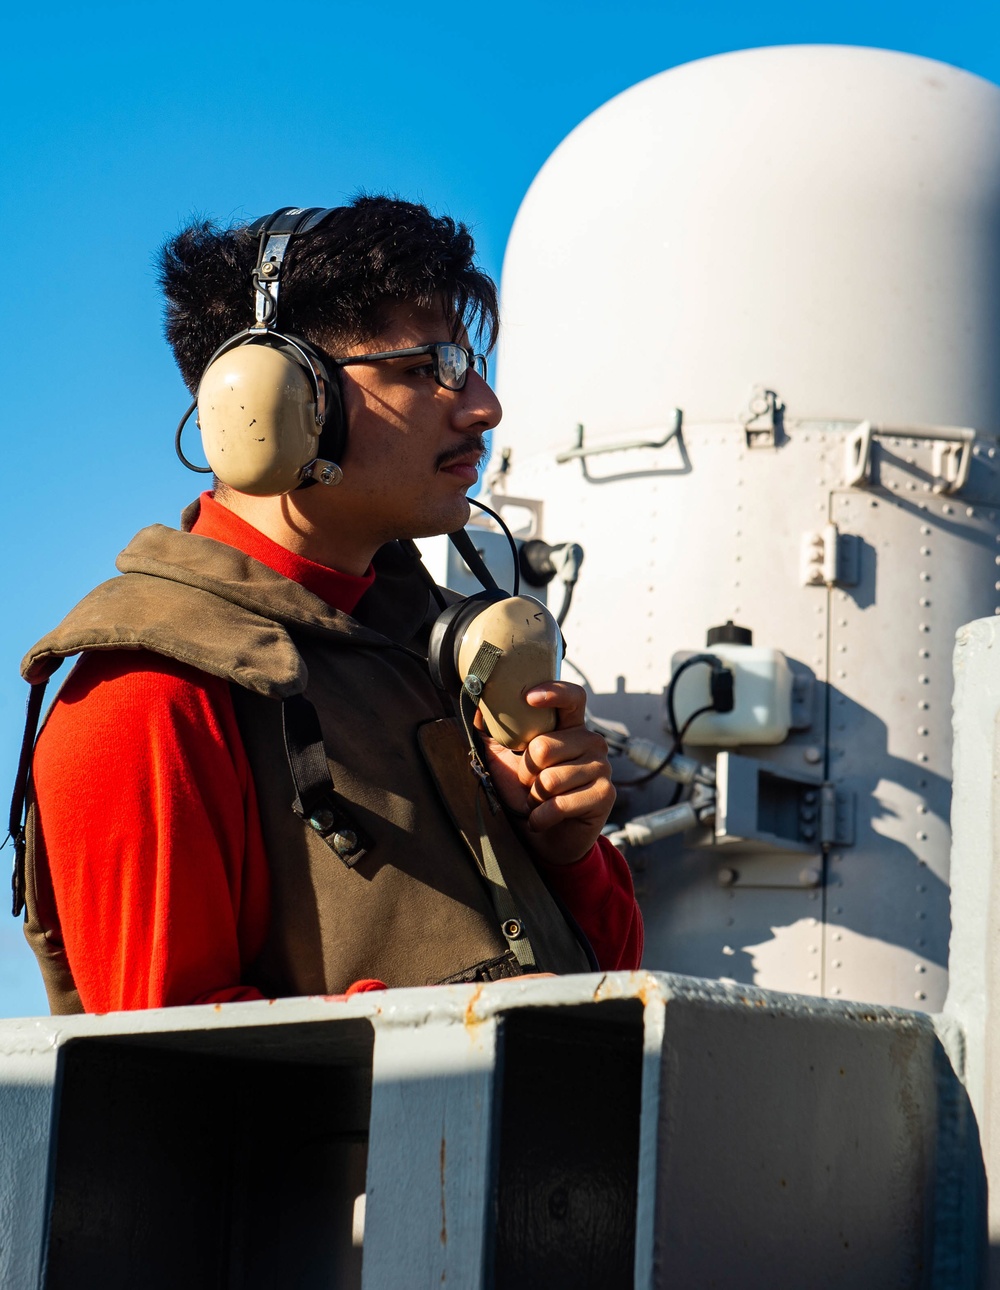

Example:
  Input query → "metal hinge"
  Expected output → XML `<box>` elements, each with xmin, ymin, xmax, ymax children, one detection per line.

<box><xmin>820</xmin><ymin>783</ymin><xmax>855</xmax><ymax>847</ymax></box>
<box><xmin>801</xmin><ymin>523</ymin><xmax>861</xmax><ymax>587</ymax></box>
<box><xmin>740</xmin><ymin>386</ymin><xmax>784</xmax><ymax>448</ymax></box>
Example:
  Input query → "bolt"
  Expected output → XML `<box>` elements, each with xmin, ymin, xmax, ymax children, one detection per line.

<box><xmin>308</xmin><ymin>808</ymin><xmax>335</xmax><ymax>834</ymax></box>
<box><xmin>718</xmin><ymin>867</ymin><xmax>737</xmax><ymax>887</ymax></box>
<box><xmin>333</xmin><ymin>829</ymin><xmax>358</xmax><ymax>857</ymax></box>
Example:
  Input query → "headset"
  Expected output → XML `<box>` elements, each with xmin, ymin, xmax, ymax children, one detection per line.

<box><xmin>175</xmin><ymin>206</ymin><xmax>347</xmax><ymax>495</ymax></box>
<box><xmin>434</xmin><ymin>512</ymin><xmax>563</xmax><ymax>752</ymax></box>
<box><xmin>174</xmin><ymin>206</ymin><xmax>564</xmax><ymax>751</ymax></box>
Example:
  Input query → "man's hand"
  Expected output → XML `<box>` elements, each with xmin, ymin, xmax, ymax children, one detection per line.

<box><xmin>482</xmin><ymin>682</ymin><xmax>616</xmax><ymax>867</ymax></box>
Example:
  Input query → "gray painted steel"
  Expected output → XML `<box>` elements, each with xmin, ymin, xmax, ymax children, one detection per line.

<box><xmin>945</xmin><ymin>614</ymin><xmax>1000</xmax><ymax>1273</ymax></box>
<box><xmin>0</xmin><ymin>973</ymin><xmax>982</xmax><ymax>1287</ymax></box>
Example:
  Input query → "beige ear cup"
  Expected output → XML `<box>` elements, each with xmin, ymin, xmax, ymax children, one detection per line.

<box><xmin>457</xmin><ymin>596</ymin><xmax>562</xmax><ymax>751</ymax></box>
<box><xmin>198</xmin><ymin>343</ymin><xmax>322</xmax><ymax>495</ymax></box>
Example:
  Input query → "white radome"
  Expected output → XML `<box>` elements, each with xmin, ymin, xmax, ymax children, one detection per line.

<box><xmin>484</xmin><ymin>46</ymin><xmax>1000</xmax><ymax>1012</ymax></box>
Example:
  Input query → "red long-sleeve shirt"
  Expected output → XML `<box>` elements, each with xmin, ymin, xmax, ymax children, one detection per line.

<box><xmin>32</xmin><ymin>495</ymin><xmax>642</xmax><ymax>1012</ymax></box>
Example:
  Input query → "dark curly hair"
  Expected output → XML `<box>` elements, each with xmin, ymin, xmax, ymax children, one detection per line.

<box><xmin>158</xmin><ymin>196</ymin><xmax>499</xmax><ymax>393</ymax></box>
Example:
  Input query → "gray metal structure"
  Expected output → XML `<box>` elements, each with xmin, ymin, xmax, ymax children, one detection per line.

<box><xmin>0</xmin><ymin>972</ymin><xmax>984</xmax><ymax>1289</ymax></box>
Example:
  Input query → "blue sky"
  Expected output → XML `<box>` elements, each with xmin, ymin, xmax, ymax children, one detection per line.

<box><xmin>1</xmin><ymin>0</ymin><xmax>998</xmax><ymax>1015</ymax></box>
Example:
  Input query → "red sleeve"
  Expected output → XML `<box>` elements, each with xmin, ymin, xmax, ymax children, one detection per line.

<box><xmin>538</xmin><ymin>836</ymin><xmax>644</xmax><ymax>970</ymax></box>
<box><xmin>31</xmin><ymin>651</ymin><xmax>271</xmax><ymax>1012</ymax></box>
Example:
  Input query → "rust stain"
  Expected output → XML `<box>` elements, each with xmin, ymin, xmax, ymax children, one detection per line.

<box><xmin>464</xmin><ymin>983</ymin><xmax>486</xmax><ymax>1027</ymax></box>
<box><xmin>213</xmin><ymin>1004</ymin><xmax>222</xmax><ymax>1012</ymax></box>
<box><xmin>636</xmin><ymin>973</ymin><xmax>664</xmax><ymax>1008</ymax></box>
<box><xmin>440</xmin><ymin>1132</ymin><xmax>447</xmax><ymax>1247</ymax></box>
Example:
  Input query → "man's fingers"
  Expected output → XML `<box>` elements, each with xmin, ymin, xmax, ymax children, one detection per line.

<box><xmin>527</xmin><ymin>779</ymin><xmax>617</xmax><ymax>832</ymax></box>
<box><xmin>523</xmin><ymin>726</ymin><xmax>610</xmax><ymax>776</ymax></box>
<box><xmin>529</xmin><ymin>757</ymin><xmax>611</xmax><ymax>803</ymax></box>
<box><xmin>523</xmin><ymin>681</ymin><xmax>588</xmax><ymax>729</ymax></box>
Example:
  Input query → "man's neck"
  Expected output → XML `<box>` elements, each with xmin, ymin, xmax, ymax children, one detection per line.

<box><xmin>216</xmin><ymin>488</ymin><xmax>378</xmax><ymax>576</ymax></box>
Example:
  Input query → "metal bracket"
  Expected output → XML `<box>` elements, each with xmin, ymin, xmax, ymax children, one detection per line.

<box><xmin>844</xmin><ymin>421</ymin><xmax>873</xmax><ymax>487</ymax></box>
<box><xmin>740</xmin><ymin>386</ymin><xmax>784</xmax><ymax>448</ymax></box>
<box><xmin>714</xmin><ymin>753</ymin><xmax>855</xmax><ymax>857</ymax></box>
<box><xmin>931</xmin><ymin>437</ymin><xmax>974</xmax><ymax>495</ymax></box>
<box><xmin>556</xmin><ymin>409</ymin><xmax>682</xmax><ymax>468</ymax></box>
<box><xmin>820</xmin><ymin>783</ymin><xmax>855</xmax><ymax>847</ymax></box>
<box><xmin>800</xmin><ymin>523</ymin><xmax>860</xmax><ymax>588</ymax></box>
<box><xmin>844</xmin><ymin>420</ymin><xmax>976</xmax><ymax>495</ymax></box>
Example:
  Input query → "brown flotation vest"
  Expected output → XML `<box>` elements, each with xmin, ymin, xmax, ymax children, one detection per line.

<box><xmin>17</xmin><ymin>510</ymin><xmax>592</xmax><ymax>1013</ymax></box>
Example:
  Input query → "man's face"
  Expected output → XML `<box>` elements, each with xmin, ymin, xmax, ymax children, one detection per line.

<box><xmin>306</xmin><ymin>300</ymin><xmax>502</xmax><ymax>550</ymax></box>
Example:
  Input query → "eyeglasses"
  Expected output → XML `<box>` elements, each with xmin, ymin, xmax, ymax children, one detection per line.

<box><xmin>333</xmin><ymin>342</ymin><xmax>488</xmax><ymax>391</ymax></box>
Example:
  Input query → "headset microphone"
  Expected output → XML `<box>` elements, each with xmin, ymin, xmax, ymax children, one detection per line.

<box><xmin>175</xmin><ymin>206</ymin><xmax>347</xmax><ymax>495</ymax></box>
<box><xmin>430</xmin><ymin>503</ymin><xmax>565</xmax><ymax>752</ymax></box>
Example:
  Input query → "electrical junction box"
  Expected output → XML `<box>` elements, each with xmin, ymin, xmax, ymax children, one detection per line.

<box><xmin>670</xmin><ymin>644</ymin><xmax>794</xmax><ymax>746</ymax></box>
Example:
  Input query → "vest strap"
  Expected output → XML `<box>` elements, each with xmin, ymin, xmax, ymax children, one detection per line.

<box><xmin>474</xmin><ymin>790</ymin><xmax>537</xmax><ymax>970</ymax></box>
<box><xmin>281</xmin><ymin>694</ymin><xmax>372</xmax><ymax>867</ymax></box>
<box><xmin>8</xmin><ymin>681</ymin><xmax>48</xmax><ymax>917</ymax></box>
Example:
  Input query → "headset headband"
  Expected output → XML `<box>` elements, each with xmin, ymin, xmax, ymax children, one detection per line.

<box><xmin>246</xmin><ymin>207</ymin><xmax>339</xmax><ymax>330</ymax></box>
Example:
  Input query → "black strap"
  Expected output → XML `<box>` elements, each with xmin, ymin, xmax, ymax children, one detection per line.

<box><xmin>246</xmin><ymin>206</ymin><xmax>338</xmax><ymax>237</ymax></box>
<box><xmin>8</xmin><ymin>681</ymin><xmax>48</xmax><ymax>917</ymax></box>
<box><xmin>281</xmin><ymin>694</ymin><xmax>371</xmax><ymax>867</ymax></box>
<box><xmin>448</xmin><ymin>527</ymin><xmax>500</xmax><ymax>592</ymax></box>
<box><xmin>281</xmin><ymin>692</ymin><xmax>335</xmax><ymax>820</ymax></box>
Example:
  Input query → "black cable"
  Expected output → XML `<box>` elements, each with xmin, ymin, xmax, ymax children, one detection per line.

<box><xmin>175</xmin><ymin>400</ymin><xmax>213</xmax><ymax>474</ymax></box>
<box><xmin>556</xmin><ymin>579</ymin><xmax>575</xmax><ymax>627</ymax></box>
<box><xmin>665</xmin><ymin>653</ymin><xmax>720</xmax><ymax>744</ymax></box>
<box><xmin>615</xmin><ymin>702</ymin><xmax>716</xmax><ymax>790</ymax></box>
<box><xmin>468</xmin><ymin>497</ymin><xmax>520</xmax><ymax>596</ymax></box>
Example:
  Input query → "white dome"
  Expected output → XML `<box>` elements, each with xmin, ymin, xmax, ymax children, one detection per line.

<box><xmin>497</xmin><ymin>46</ymin><xmax>1000</xmax><ymax>458</ymax></box>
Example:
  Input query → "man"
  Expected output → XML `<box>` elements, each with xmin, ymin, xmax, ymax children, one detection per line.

<box><xmin>16</xmin><ymin>197</ymin><xmax>642</xmax><ymax>1013</ymax></box>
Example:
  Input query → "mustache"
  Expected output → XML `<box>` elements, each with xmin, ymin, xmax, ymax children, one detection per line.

<box><xmin>435</xmin><ymin>438</ymin><xmax>488</xmax><ymax>470</ymax></box>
